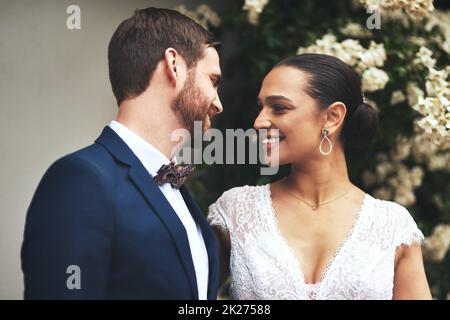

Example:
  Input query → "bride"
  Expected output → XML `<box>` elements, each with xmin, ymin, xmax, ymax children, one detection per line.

<box><xmin>207</xmin><ymin>53</ymin><xmax>432</xmax><ymax>300</ymax></box>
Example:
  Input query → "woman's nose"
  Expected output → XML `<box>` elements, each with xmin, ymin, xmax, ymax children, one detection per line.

<box><xmin>253</xmin><ymin>109</ymin><xmax>272</xmax><ymax>130</ymax></box>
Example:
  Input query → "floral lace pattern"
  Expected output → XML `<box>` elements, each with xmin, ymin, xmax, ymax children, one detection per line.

<box><xmin>208</xmin><ymin>184</ymin><xmax>424</xmax><ymax>300</ymax></box>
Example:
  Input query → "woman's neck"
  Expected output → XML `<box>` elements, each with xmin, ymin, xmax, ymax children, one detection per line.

<box><xmin>285</xmin><ymin>147</ymin><xmax>352</xmax><ymax>204</ymax></box>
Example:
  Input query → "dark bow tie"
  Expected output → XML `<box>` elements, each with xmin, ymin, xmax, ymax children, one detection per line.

<box><xmin>153</xmin><ymin>160</ymin><xmax>195</xmax><ymax>189</ymax></box>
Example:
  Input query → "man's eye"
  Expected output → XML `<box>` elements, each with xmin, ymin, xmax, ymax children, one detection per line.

<box><xmin>211</xmin><ymin>77</ymin><xmax>221</xmax><ymax>88</ymax></box>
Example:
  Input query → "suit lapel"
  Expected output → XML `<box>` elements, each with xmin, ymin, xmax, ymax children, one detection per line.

<box><xmin>180</xmin><ymin>187</ymin><xmax>219</xmax><ymax>299</ymax></box>
<box><xmin>96</xmin><ymin>127</ymin><xmax>199</xmax><ymax>299</ymax></box>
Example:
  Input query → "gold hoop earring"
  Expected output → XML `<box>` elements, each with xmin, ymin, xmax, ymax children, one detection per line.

<box><xmin>319</xmin><ymin>128</ymin><xmax>332</xmax><ymax>155</ymax></box>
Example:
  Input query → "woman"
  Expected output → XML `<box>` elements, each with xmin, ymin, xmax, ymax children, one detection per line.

<box><xmin>208</xmin><ymin>54</ymin><xmax>432</xmax><ymax>300</ymax></box>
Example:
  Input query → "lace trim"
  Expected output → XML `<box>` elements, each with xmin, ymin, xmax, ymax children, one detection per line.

<box><xmin>265</xmin><ymin>184</ymin><xmax>370</xmax><ymax>293</ymax></box>
<box><xmin>207</xmin><ymin>203</ymin><xmax>229</xmax><ymax>232</ymax></box>
<box><xmin>264</xmin><ymin>185</ymin><xmax>306</xmax><ymax>288</ymax></box>
<box><xmin>398</xmin><ymin>229</ymin><xmax>425</xmax><ymax>247</ymax></box>
<box><xmin>317</xmin><ymin>194</ymin><xmax>371</xmax><ymax>298</ymax></box>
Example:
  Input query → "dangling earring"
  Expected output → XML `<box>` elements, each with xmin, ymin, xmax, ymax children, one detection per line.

<box><xmin>319</xmin><ymin>128</ymin><xmax>332</xmax><ymax>155</ymax></box>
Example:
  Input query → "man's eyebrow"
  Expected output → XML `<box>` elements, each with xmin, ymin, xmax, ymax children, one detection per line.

<box><xmin>265</xmin><ymin>95</ymin><xmax>293</xmax><ymax>103</ymax></box>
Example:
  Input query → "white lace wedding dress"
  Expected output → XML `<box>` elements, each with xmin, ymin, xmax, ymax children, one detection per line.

<box><xmin>207</xmin><ymin>184</ymin><xmax>424</xmax><ymax>300</ymax></box>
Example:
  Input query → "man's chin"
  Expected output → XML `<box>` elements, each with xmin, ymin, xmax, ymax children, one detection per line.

<box><xmin>203</xmin><ymin>116</ymin><xmax>212</xmax><ymax>132</ymax></box>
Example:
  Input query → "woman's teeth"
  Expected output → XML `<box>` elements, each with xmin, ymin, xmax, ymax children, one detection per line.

<box><xmin>262</xmin><ymin>137</ymin><xmax>281</xmax><ymax>144</ymax></box>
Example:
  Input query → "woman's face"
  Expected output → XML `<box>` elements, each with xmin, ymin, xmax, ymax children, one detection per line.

<box><xmin>254</xmin><ymin>66</ymin><xmax>325</xmax><ymax>166</ymax></box>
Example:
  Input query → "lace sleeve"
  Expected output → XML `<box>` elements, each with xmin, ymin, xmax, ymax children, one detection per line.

<box><xmin>207</xmin><ymin>190</ymin><xmax>234</xmax><ymax>233</ymax></box>
<box><xmin>393</xmin><ymin>204</ymin><xmax>425</xmax><ymax>247</ymax></box>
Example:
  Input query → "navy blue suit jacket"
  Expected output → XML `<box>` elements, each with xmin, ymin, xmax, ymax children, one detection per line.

<box><xmin>21</xmin><ymin>126</ymin><xmax>219</xmax><ymax>299</ymax></box>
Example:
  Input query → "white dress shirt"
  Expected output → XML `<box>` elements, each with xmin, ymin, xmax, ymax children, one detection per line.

<box><xmin>109</xmin><ymin>120</ymin><xmax>209</xmax><ymax>300</ymax></box>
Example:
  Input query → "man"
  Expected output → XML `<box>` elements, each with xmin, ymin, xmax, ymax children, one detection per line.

<box><xmin>21</xmin><ymin>7</ymin><xmax>223</xmax><ymax>299</ymax></box>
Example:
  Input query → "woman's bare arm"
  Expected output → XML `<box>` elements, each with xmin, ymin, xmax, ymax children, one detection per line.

<box><xmin>393</xmin><ymin>244</ymin><xmax>432</xmax><ymax>300</ymax></box>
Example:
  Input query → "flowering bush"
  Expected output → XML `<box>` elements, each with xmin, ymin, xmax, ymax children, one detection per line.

<box><xmin>177</xmin><ymin>0</ymin><xmax>450</xmax><ymax>299</ymax></box>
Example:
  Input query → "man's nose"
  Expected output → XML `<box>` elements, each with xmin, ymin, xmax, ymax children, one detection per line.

<box><xmin>211</xmin><ymin>96</ymin><xmax>223</xmax><ymax>115</ymax></box>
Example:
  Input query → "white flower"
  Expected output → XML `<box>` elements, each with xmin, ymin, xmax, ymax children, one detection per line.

<box><xmin>361</xmin><ymin>67</ymin><xmax>389</xmax><ymax>92</ymax></box>
<box><xmin>243</xmin><ymin>0</ymin><xmax>269</xmax><ymax>25</ymax></box>
<box><xmin>196</xmin><ymin>4</ymin><xmax>221</xmax><ymax>27</ymax></box>
<box><xmin>410</xmin><ymin>131</ymin><xmax>441</xmax><ymax>165</ymax></box>
<box><xmin>414</xmin><ymin>46</ymin><xmax>436</xmax><ymax>69</ymax></box>
<box><xmin>410</xmin><ymin>64</ymin><xmax>450</xmax><ymax>154</ymax></box>
<box><xmin>374</xmin><ymin>187</ymin><xmax>391</xmax><ymax>200</ymax></box>
<box><xmin>370</xmin><ymin>151</ymin><xmax>424</xmax><ymax>206</ymax></box>
<box><xmin>297</xmin><ymin>35</ymin><xmax>387</xmax><ymax>79</ymax></box>
<box><xmin>360</xmin><ymin>0</ymin><xmax>381</xmax><ymax>11</ymax></box>
<box><xmin>428</xmin><ymin>153</ymin><xmax>450</xmax><ymax>171</ymax></box>
<box><xmin>410</xmin><ymin>166</ymin><xmax>424</xmax><ymax>187</ymax></box>
<box><xmin>357</xmin><ymin>41</ymin><xmax>387</xmax><ymax>71</ymax></box>
<box><xmin>426</xmin><ymin>68</ymin><xmax>450</xmax><ymax>97</ymax></box>
<box><xmin>408</xmin><ymin>36</ymin><xmax>427</xmax><ymax>46</ymax></box>
<box><xmin>423</xmin><ymin>224</ymin><xmax>450</xmax><ymax>262</ymax></box>
<box><xmin>337</xmin><ymin>39</ymin><xmax>365</xmax><ymax>66</ymax></box>
<box><xmin>392</xmin><ymin>135</ymin><xmax>411</xmax><ymax>161</ymax></box>
<box><xmin>413</xmin><ymin>96</ymin><xmax>441</xmax><ymax>117</ymax></box>
<box><xmin>390</xmin><ymin>90</ymin><xmax>406</xmax><ymax>105</ymax></box>
<box><xmin>394</xmin><ymin>187</ymin><xmax>416</xmax><ymax>206</ymax></box>
<box><xmin>358</xmin><ymin>0</ymin><xmax>434</xmax><ymax>19</ymax></box>
<box><xmin>407</xmin><ymin>82</ymin><xmax>424</xmax><ymax>106</ymax></box>
<box><xmin>340</xmin><ymin>22</ymin><xmax>372</xmax><ymax>38</ymax></box>
<box><xmin>375</xmin><ymin>161</ymin><xmax>394</xmax><ymax>179</ymax></box>
<box><xmin>417</xmin><ymin>115</ymin><xmax>439</xmax><ymax>134</ymax></box>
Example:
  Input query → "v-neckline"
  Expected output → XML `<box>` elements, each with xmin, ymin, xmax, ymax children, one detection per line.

<box><xmin>265</xmin><ymin>184</ymin><xmax>369</xmax><ymax>289</ymax></box>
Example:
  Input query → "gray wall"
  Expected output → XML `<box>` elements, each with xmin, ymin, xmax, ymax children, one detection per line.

<box><xmin>0</xmin><ymin>0</ymin><xmax>219</xmax><ymax>299</ymax></box>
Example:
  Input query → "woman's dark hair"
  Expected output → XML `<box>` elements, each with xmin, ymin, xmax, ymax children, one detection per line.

<box><xmin>275</xmin><ymin>53</ymin><xmax>378</xmax><ymax>150</ymax></box>
<box><xmin>108</xmin><ymin>7</ymin><xmax>219</xmax><ymax>105</ymax></box>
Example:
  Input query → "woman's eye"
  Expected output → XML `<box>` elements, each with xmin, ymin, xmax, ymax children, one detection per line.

<box><xmin>272</xmin><ymin>104</ymin><xmax>287</xmax><ymax>112</ymax></box>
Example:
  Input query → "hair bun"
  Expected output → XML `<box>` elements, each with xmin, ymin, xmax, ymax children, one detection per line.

<box><xmin>343</xmin><ymin>102</ymin><xmax>379</xmax><ymax>150</ymax></box>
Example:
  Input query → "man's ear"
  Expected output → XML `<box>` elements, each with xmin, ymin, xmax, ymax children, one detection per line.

<box><xmin>323</xmin><ymin>101</ymin><xmax>347</xmax><ymax>136</ymax></box>
<box><xmin>163</xmin><ymin>48</ymin><xmax>186</xmax><ymax>88</ymax></box>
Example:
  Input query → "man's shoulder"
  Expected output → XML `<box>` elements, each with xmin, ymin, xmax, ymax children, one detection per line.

<box><xmin>45</xmin><ymin>142</ymin><xmax>116</xmax><ymax>182</ymax></box>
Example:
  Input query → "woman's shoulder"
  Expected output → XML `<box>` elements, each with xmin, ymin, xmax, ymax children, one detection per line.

<box><xmin>366</xmin><ymin>195</ymin><xmax>424</xmax><ymax>246</ymax></box>
<box><xmin>208</xmin><ymin>184</ymin><xmax>269</xmax><ymax>216</ymax></box>
<box><xmin>369</xmin><ymin>196</ymin><xmax>413</xmax><ymax>219</ymax></box>
<box><xmin>212</xmin><ymin>184</ymin><xmax>268</xmax><ymax>206</ymax></box>
<box><xmin>207</xmin><ymin>184</ymin><xmax>269</xmax><ymax>231</ymax></box>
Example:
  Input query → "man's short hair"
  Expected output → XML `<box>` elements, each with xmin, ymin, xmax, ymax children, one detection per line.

<box><xmin>108</xmin><ymin>7</ymin><xmax>219</xmax><ymax>105</ymax></box>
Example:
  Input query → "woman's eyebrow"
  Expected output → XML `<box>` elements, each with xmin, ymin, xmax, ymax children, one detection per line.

<box><xmin>265</xmin><ymin>95</ymin><xmax>293</xmax><ymax>103</ymax></box>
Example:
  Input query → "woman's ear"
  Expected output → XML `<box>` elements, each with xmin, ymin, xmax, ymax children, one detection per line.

<box><xmin>163</xmin><ymin>48</ymin><xmax>186</xmax><ymax>87</ymax></box>
<box><xmin>323</xmin><ymin>101</ymin><xmax>347</xmax><ymax>136</ymax></box>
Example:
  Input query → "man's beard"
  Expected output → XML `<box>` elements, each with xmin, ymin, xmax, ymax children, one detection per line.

<box><xmin>171</xmin><ymin>72</ymin><xmax>211</xmax><ymax>135</ymax></box>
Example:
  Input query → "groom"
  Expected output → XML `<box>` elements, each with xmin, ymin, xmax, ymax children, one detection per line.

<box><xmin>21</xmin><ymin>7</ymin><xmax>223</xmax><ymax>299</ymax></box>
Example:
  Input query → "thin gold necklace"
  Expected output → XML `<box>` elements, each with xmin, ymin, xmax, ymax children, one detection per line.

<box><xmin>286</xmin><ymin>189</ymin><xmax>349</xmax><ymax>212</ymax></box>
